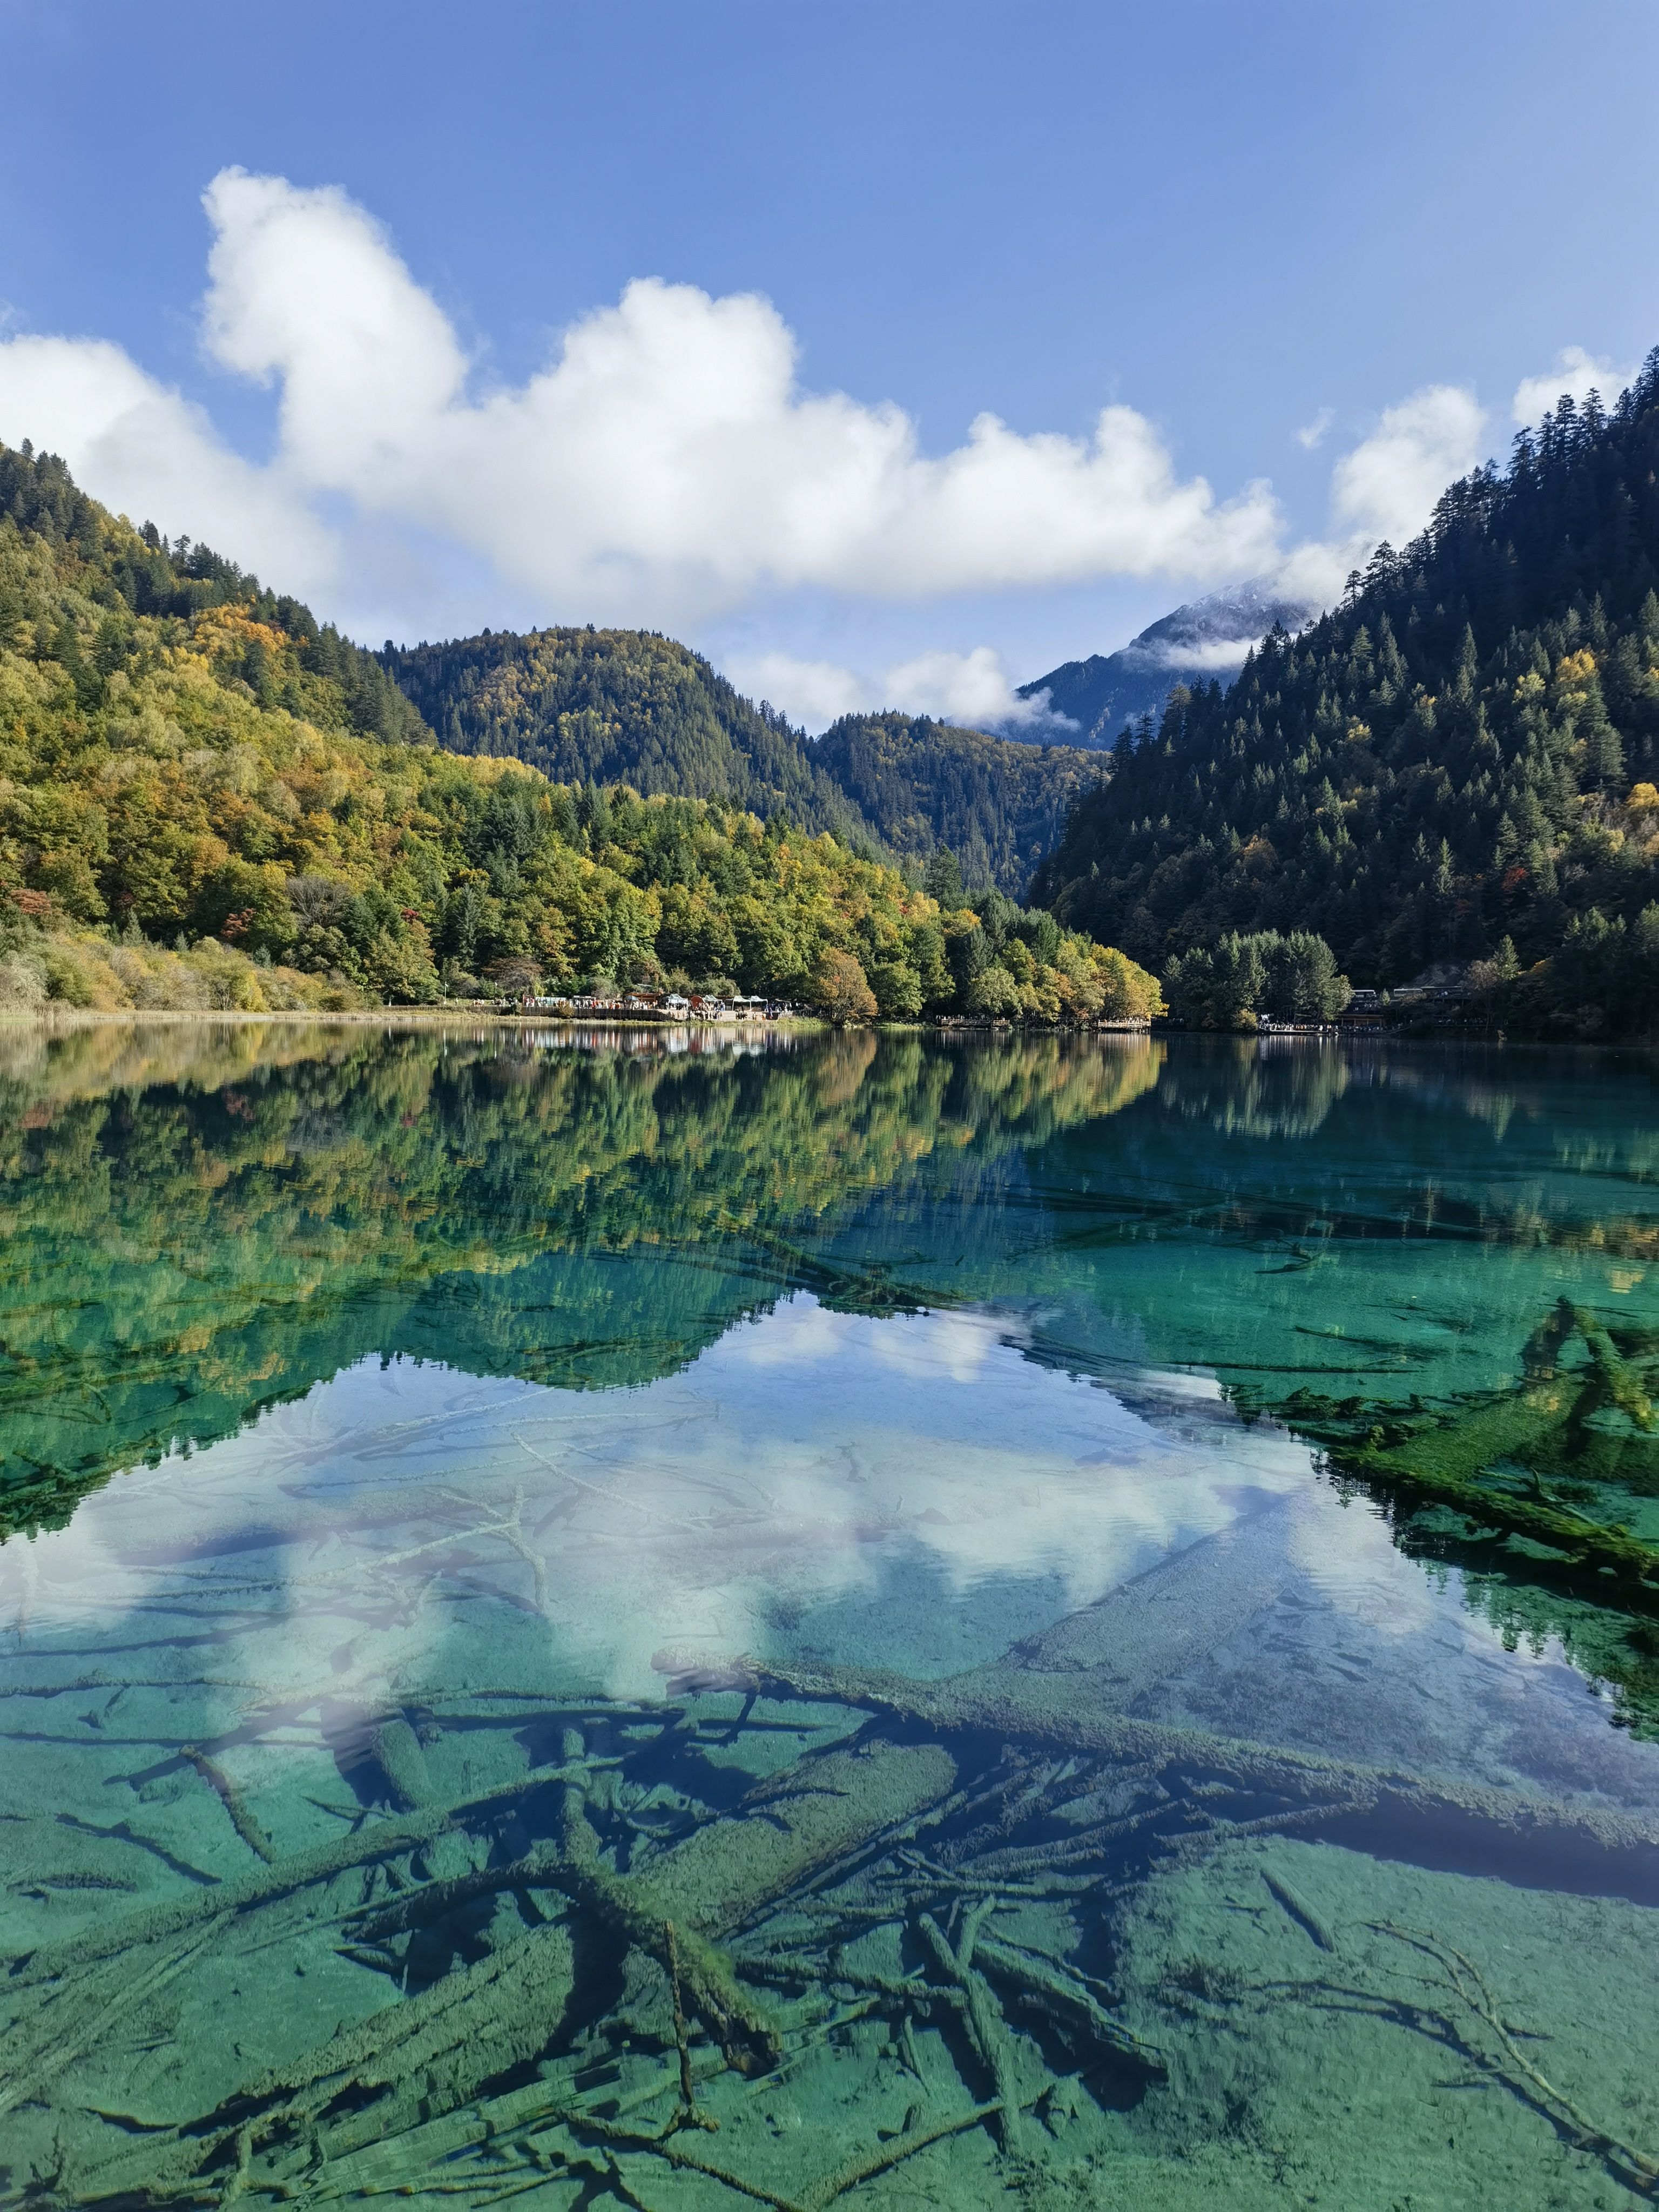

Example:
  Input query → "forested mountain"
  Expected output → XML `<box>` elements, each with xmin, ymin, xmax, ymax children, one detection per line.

<box><xmin>1020</xmin><ymin>576</ymin><xmax>1320</xmax><ymax>747</ymax></box>
<box><xmin>382</xmin><ymin>627</ymin><xmax>1095</xmax><ymax>895</ymax></box>
<box><xmin>811</xmin><ymin>711</ymin><xmax>1097</xmax><ymax>893</ymax></box>
<box><xmin>0</xmin><ymin>442</ymin><xmax>1157</xmax><ymax>1024</ymax></box>
<box><xmin>1034</xmin><ymin>354</ymin><xmax>1659</xmax><ymax>1036</ymax></box>
<box><xmin>381</xmin><ymin>626</ymin><xmax>873</xmax><ymax>842</ymax></box>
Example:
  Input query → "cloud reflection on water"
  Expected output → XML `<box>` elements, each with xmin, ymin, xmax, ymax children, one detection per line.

<box><xmin>1</xmin><ymin>1297</ymin><xmax>1387</xmax><ymax>1703</ymax></box>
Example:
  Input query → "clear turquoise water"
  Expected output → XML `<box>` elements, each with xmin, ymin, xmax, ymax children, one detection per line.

<box><xmin>2</xmin><ymin>1022</ymin><xmax>1658</xmax><ymax>2209</ymax></box>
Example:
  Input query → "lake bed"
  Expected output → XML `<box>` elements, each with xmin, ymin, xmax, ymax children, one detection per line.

<box><xmin>3</xmin><ymin>1024</ymin><xmax>1657</xmax><ymax>2209</ymax></box>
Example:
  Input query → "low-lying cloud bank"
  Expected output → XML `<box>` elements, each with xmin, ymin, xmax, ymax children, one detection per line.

<box><xmin>0</xmin><ymin>166</ymin><xmax>1630</xmax><ymax>731</ymax></box>
<box><xmin>730</xmin><ymin>645</ymin><xmax>1066</xmax><ymax>734</ymax></box>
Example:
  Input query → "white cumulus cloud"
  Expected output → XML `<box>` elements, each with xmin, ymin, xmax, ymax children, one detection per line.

<box><xmin>1512</xmin><ymin>343</ymin><xmax>1641</xmax><ymax>427</ymax></box>
<box><xmin>0</xmin><ymin>167</ymin><xmax>1283</xmax><ymax>634</ymax></box>
<box><xmin>0</xmin><ymin>164</ymin><xmax>1571</xmax><ymax>699</ymax></box>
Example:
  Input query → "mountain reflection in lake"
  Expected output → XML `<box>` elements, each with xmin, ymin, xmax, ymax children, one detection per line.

<box><xmin>3</xmin><ymin>1022</ymin><xmax>1658</xmax><ymax>2210</ymax></box>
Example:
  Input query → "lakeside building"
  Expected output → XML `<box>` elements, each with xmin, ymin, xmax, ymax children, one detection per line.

<box><xmin>518</xmin><ymin>989</ymin><xmax>795</xmax><ymax>1021</ymax></box>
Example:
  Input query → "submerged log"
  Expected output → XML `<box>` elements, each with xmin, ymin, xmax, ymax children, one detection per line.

<box><xmin>62</xmin><ymin>1725</ymin><xmax>957</xmax><ymax>2203</ymax></box>
<box><xmin>2</xmin><ymin>1766</ymin><xmax>589</xmax><ymax>1993</ymax></box>
<box><xmin>78</xmin><ymin>1920</ymin><xmax>578</xmax><ymax>2204</ymax></box>
<box><xmin>656</xmin><ymin>1650</ymin><xmax>1659</xmax><ymax>1905</ymax></box>
<box><xmin>645</xmin><ymin>1736</ymin><xmax>959</xmax><ymax>1936</ymax></box>
<box><xmin>557</xmin><ymin>1787</ymin><xmax>780</xmax><ymax>2070</ymax></box>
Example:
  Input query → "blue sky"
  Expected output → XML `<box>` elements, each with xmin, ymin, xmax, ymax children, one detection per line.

<box><xmin>2</xmin><ymin>0</ymin><xmax>1657</xmax><ymax>727</ymax></box>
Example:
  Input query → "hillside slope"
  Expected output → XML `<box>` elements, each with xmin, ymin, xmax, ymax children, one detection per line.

<box><xmin>385</xmin><ymin>626</ymin><xmax>1094</xmax><ymax>893</ymax></box>
<box><xmin>1033</xmin><ymin>355</ymin><xmax>1659</xmax><ymax>1035</ymax></box>
<box><xmin>0</xmin><ymin>443</ymin><xmax>1157</xmax><ymax>1025</ymax></box>
<box><xmin>813</xmin><ymin>711</ymin><xmax>1100</xmax><ymax>893</ymax></box>
<box><xmin>382</xmin><ymin>625</ymin><xmax>874</xmax><ymax>840</ymax></box>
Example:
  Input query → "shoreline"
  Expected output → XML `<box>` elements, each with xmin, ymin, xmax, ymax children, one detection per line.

<box><xmin>0</xmin><ymin>1008</ymin><xmax>1158</xmax><ymax>1035</ymax></box>
<box><xmin>3</xmin><ymin>1010</ymin><xmax>1649</xmax><ymax>1053</ymax></box>
<box><xmin>0</xmin><ymin>1006</ymin><xmax>819</xmax><ymax>1031</ymax></box>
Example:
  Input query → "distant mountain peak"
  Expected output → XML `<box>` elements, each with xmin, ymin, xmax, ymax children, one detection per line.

<box><xmin>1016</xmin><ymin>574</ymin><xmax>1321</xmax><ymax>748</ymax></box>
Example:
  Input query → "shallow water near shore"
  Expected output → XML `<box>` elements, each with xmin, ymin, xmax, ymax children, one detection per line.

<box><xmin>3</xmin><ymin>1023</ymin><xmax>1659</xmax><ymax>2209</ymax></box>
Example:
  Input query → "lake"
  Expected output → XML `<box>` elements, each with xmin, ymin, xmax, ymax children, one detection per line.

<box><xmin>2</xmin><ymin>1021</ymin><xmax>1657</xmax><ymax>2209</ymax></box>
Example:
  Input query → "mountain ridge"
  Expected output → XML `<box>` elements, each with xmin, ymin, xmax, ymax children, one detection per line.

<box><xmin>382</xmin><ymin>625</ymin><xmax>872</xmax><ymax>842</ymax></box>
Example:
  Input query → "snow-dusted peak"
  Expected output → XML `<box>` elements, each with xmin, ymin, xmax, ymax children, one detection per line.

<box><xmin>1015</xmin><ymin>575</ymin><xmax>1321</xmax><ymax>748</ymax></box>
